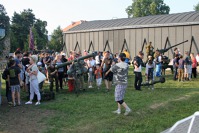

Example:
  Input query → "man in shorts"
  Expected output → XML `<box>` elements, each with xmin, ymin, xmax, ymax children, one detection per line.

<box><xmin>106</xmin><ymin>53</ymin><xmax>131</xmax><ymax>115</ymax></box>
<box><xmin>7</xmin><ymin>59</ymin><xmax>22</xmax><ymax>106</ymax></box>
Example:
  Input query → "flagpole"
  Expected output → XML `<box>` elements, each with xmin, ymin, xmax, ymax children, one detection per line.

<box><xmin>29</xmin><ymin>27</ymin><xmax>35</xmax><ymax>54</ymax></box>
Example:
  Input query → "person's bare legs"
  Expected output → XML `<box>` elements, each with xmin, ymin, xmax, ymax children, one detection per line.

<box><xmin>17</xmin><ymin>92</ymin><xmax>21</xmax><ymax>105</ymax></box>
<box><xmin>12</xmin><ymin>91</ymin><xmax>16</xmax><ymax>106</ymax></box>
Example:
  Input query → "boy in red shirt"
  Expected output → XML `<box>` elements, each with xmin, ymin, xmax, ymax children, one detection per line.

<box><xmin>95</xmin><ymin>64</ymin><xmax>102</xmax><ymax>89</ymax></box>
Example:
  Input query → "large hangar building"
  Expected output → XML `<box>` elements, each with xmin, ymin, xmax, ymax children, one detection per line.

<box><xmin>63</xmin><ymin>11</ymin><xmax>199</xmax><ymax>58</ymax></box>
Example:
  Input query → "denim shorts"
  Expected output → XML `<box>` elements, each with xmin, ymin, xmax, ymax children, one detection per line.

<box><xmin>10</xmin><ymin>85</ymin><xmax>20</xmax><ymax>93</ymax></box>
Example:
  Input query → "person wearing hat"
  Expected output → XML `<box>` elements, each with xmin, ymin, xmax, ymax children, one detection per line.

<box><xmin>133</xmin><ymin>51</ymin><xmax>144</xmax><ymax>91</ymax></box>
<box><xmin>25</xmin><ymin>55</ymin><xmax>41</xmax><ymax>105</ymax></box>
<box><xmin>105</xmin><ymin>53</ymin><xmax>131</xmax><ymax>115</ymax></box>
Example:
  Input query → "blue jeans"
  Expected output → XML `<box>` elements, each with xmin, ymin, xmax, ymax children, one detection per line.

<box><xmin>173</xmin><ymin>67</ymin><xmax>178</xmax><ymax>80</ymax></box>
<box><xmin>125</xmin><ymin>58</ymin><xmax>129</xmax><ymax>64</ymax></box>
<box><xmin>156</xmin><ymin>64</ymin><xmax>162</xmax><ymax>77</ymax></box>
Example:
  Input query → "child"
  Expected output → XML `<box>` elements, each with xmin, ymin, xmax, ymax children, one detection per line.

<box><xmin>87</xmin><ymin>57</ymin><xmax>96</xmax><ymax>88</ymax></box>
<box><xmin>7</xmin><ymin>60</ymin><xmax>22</xmax><ymax>106</ymax></box>
<box><xmin>94</xmin><ymin>64</ymin><xmax>102</xmax><ymax>89</ymax></box>
<box><xmin>178</xmin><ymin>55</ymin><xmax>185</xmax><ymax>82</ymax></box>
<box><xmin>106</xmin><ymin>53</ymin><xmax>131</xmax><ymax>115</ymax></box>
<box><xmin>145</xmin><ymin>56</ymin><xmax>155</xmax><ymax>90</ymax></box>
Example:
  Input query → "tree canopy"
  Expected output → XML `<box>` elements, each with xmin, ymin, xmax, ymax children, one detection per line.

<box><xmin>48</xmin><ymin>26</ymin><xmax>63</xmax><ymax>52</ymax></box>
<box><xmin>126</xmin><ymin>0</ymin><xmax>170</xmax><ymax>18</ymax></box>
<box><xmin>0</xmin><ymin>4</ymin><xmax>10</xmax><ymax>39</ymax></box>
<box><xmin>10</xmin><ymin>9</ymin><xmax>48</xmax><ymax>52</ymax></box>
<box><xmin>194</xmin><ymin>2</ymin><xmax>199</xmax><ymax>11</ymax></box>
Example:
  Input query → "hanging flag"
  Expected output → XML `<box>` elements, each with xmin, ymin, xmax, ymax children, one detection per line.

<box><xmin>29</xmin><ymin>27</ymin><xmax>34</xmax><ymax>51</ymax></box>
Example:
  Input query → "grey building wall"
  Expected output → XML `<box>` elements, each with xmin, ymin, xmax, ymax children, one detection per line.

<box><xmin>63</xmin><ymin>25</ymin><xmax>199</xmax><ymax>59</ymax></box>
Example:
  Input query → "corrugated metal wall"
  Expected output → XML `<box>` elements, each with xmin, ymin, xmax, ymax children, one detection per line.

<box><xmin>64</xmin><ymin>25</ymin><xmax>199</xmax><ymax>59</ymax></box>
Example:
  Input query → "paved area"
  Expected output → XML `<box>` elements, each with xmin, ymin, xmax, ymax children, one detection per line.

<box><xmin>161</xmin><ymin>112</ymin><xmax>199</xmax><ymax>133</ymax></box>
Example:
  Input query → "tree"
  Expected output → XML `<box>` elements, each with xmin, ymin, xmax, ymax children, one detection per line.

<box><xmin>194</xmin><ymin>2</ymin><xmax>199</xmax><ymax>11</ymax></box>
<box><xmin>0</xmin><ymin>4</ymin><xmax>10</xmax><ymax>54</ymax></box>
<box><xmin>48</xmin><ymin>26</ymin><xmax>63</xmax><ymax>52</ymax></box>
<box><xmin>10</xmin><ymin>9</ymin><xmax>48</xmax><ymax>52</ymax></box>
<box><xmin>126</xmin><ymin>0</ymin><xmax>170</xmax><ymax>18</ymax></box>
<box><xmin>0</xmin><ymin>4</ymin><xmax>10</xmax><ymax>38</ymax></box>
<box><xmin>10</xmin><ymin>9</ymin><xmax>35</xmax><ymax>51</ymax></box>
<box><xmin>32</xmin><ymin>19</ymin><xmax>48</xmax><ymax>50</ymax></box>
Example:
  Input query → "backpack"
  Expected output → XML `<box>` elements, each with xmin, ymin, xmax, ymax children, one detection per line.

<box><xmin>2</xmin><ymin>68</ymin><xmax>8</xmax><ymax>80</ymax></box>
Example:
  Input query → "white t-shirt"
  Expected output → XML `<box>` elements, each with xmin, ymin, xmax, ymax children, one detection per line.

<box><xmin>158</xmin><ymin>56</ymin><xmax>162</xmax><ymax>62</ymax></box>
<box><xmin>95</xmin><ymin>55</ymin><xmax>100</xmax><ymax>65</ymax></box>
<box><xmin>196</xmin><ymin>55</ymin><xmax>199</xmax><ymax>63</ymax></box>
<box><xmin>30</xmin><ymin>64</ymin><xmax>38</xmax><ymax>81</ymax></box>
<box><xmin>87</xmin><ymin>59</ymin><xmax>96</xmax><ymax>71</ymax></box>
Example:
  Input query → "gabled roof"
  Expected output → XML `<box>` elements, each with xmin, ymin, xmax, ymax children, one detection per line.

<box><xmin>64</xmin><ymin>11</ymin><xmax>199</xmax><ymax>33</ymax></box>
<box><xmin>62</xmin><ymin>20</ymin><xmax>86</xmax><ymax>32</ymax></box>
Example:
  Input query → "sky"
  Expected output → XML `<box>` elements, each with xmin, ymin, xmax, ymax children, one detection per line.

<box><xmin>1</xmin><ymin>0</ymin><xmax>199</xmax><ymax>35</ymax></box>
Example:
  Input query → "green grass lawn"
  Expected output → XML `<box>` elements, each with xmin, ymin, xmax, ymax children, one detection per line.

<box><xmin>1</xmin><ymin>67</ymin><xmax>199</xmax><ymax>133</ymax></box>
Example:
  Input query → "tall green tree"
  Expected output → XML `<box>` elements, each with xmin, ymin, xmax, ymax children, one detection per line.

<box><xmin>48</xmin><ymin>26</ymin><xmax>63</xmax><ymax>52</ymax></box>
<box><xmin>10</xmin><ymin>9</ymin><xmax>35</xmax><ymax>51</ymax></box>
<box><xmin>126</xmin><ymin>0</ymin><xmax>170</xmax><ymax>18</ymax></box>
<box><xmin>194</xmin><ymin>2</ymin><xmax>199</xmax><ymax>11</ymax></box>
<box><xmin>32</xmin><ymin>19</ymin><xmax>48</xmax><ymax>50</ymax></box>
<box><xmin>10</xmin><ymin>9</ymin><xmax>48</xmax><ymax>52</ymax></box>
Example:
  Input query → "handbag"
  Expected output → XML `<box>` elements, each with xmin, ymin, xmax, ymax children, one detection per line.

<box><xmin>37</xmin><ymin>71</ymin><xmax>46</xmax><ymax>83</ymax></box>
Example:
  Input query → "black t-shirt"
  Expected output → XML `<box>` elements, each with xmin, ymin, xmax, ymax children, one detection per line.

<box><xmin>104</xmin><ymin>58</ymin><xmax>112</xmax><ymax>71</ymax></box>
<box><xmin>62</xmin><ymin>57</ymin><xmax>68</xmax><ymax>63</ymax></box>
<box><xmin>8</xmin><ymin>66</ymin><xmax>21</xmax><ymax>86</ymax></box>
<box><xmin>134</xmin><ymin>56</ymin><xmax>144</xmax><ymax>67</ymax></box>
<box><xmin>22</xmin><ymin>57</ymin><xmax>30</xmax><ymax>66</ymax></box>
<box><xmin>45</xmin><ymin>56</ymin><xmax>51</xmax><ymax>64</ymax></box>
<box><xmin>40</xmin><ymin>57</ymin><xmax>45</xmax><ymax>67</ymax></box>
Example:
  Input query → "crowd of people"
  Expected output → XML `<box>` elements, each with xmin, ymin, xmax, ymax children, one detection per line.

<box><xmin>1</xmin><ymin>46</ymin><xmax>199</xmax><ymax>115</ymax></box>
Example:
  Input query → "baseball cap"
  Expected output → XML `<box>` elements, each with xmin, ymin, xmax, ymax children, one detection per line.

<box><xmin>119</xmin><ymin>53</ymin><xmax>126</xmax><ymax>58</ymax></box>
<box><xmin>62</xmin><ymin>53</ymin><xmax>66</xmax><ymax>56</ymax></box>
<box><xmin>37</xmin><ymin>62</ymin><xmax>42</xmax><ymax>66</ymax></box>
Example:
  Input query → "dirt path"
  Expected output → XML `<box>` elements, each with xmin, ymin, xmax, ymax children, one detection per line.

<box><xmin>0</xmin><ymin>97</ymin><xmax>54</xmax><ymax>133</ymax></box>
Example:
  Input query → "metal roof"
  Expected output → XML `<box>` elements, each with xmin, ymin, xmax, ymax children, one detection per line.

<box><xmin>64</xmin><ymin>11</ymin><xmax>199</xmax><ymax>33</ymax></box>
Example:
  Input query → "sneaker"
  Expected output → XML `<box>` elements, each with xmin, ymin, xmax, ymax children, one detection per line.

<box><xmin>13</xmin><ymin>103</ymin><xmax>16</xmax><ymax>107</ymax></box>
<box><xmin>25</xmin><ymin>101</ymin><xmax>32</xmax><ymax>105</ymax></box>
<box><xmin>8</xmin><ymin>102</ymin><xmax>13</xmax><ymax>106</ymax></box>
<box><xmin>124</xmin><ymin>109</ymin><xmax>132</xmax><ymax>116</ymax></box>
<box><xmin>35</xmin><ymin>102</ymin><xmax>41</xmax><ymax>105</ymax></box>
<box><xmin>17</xmin><ymin>102</ymin><xmax>21</xmax><ymax>106</ymax></box>
<box><xmin>112</xmin><ymin>110</ymin><xmax>121</xmax><ymax>114</ymax></box>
